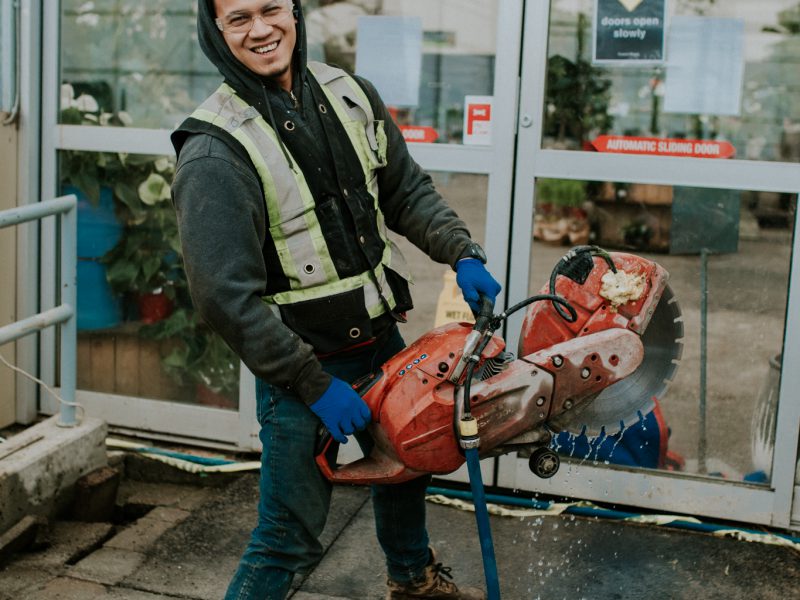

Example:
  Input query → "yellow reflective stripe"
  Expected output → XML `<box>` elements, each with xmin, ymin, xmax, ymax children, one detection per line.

<box><xmin>309</xmin><ymin>70</ymin><xmax>396</xmax><ymax>270</ymax></box>
<box><xmin>191</xmin><ymin>106</ymin><xmax>284</xmax><ymax>226</ymax></box>
<box><xmin>264</xmin><ymin>244</ymin><xmax>397</xmax><ymax>314</ymax></box>
<box><xmin>244</xmin><ymin>118</ymin><xmax>339</xmax><ymax>287</ymax></box>
<box><xmin>193</xmin><ymin>86</ymin><xmax>338</xmax><ymax>289</ymax></box>
<box><xmin>224</xmin><ymin>88</ymin><xmax>338</xmax><ymax>286</ymax></box>
<box><xmin>264</xmin><ymin>266</ymin><xmax>383</xmax><ymax>306</ymax></box>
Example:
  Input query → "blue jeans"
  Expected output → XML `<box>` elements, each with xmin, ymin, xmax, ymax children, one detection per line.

<box><xmin>224</xmin><ymin>327</ymin><xmax>432</xmax><ymax>600</ymax></box>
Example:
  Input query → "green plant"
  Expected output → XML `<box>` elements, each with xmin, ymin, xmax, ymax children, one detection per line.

<box><xmin>544</xmin><ymin>13</ymin><xmax>613</xmax><ymax>146</ymax></box>
<box><xmin>60</xmin><ymin>84</ymin><xmax>181</xmax><ymax>296</ymax></box>
<box><xmin>61</xmin><ymin>84</ymin><xmax>238</xmax><ymax>399</ymax></box>
<box><xmin>537</xmin><ymin>178</ymin><xmax>587</xmax><ymax>208</ymax></box>
<box><xmin>102</xmin><ymin>169</ymin><xmax>183</xmax><ymax>297</ymax></box>
<box><xmin>145</xmin><ymin>309</ymin><xmax>240</xmax><ymax>398</ymax></box>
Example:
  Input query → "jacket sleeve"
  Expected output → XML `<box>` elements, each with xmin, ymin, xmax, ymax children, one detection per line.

<box><xmin>171</xmin><ymin>133</ymin><xmax>332</xmax><ymax>405</ymax></box>
<box><xmin>353</xmin><ymin>76</ymin><xmax>474</xmax><ymax>269</ymax></box>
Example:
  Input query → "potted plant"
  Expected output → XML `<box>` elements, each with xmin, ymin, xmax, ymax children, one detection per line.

<box><xmin>101</xmin><ymin>164</ymin><xmax>183</xmax><ymax>323</ymax></box>
<box><xmin>534</xmin><ymin>178</ymin><xmax>590</xmax><ymax>245</ymax></box>
<box><xmin>61</xmin><ymin>84</ymin><xmax>238</xmax><ymax>404</ymax></box>
<box><xmin>144</xmin><ymin>309</ymin><xmax>240</xmax><ymax>408</ymax></box>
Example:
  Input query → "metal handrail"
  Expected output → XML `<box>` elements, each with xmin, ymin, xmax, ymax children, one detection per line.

<box><xmin>0</xmin><ymin>194</ymin><xmax>78</xmax><ymax>426</ymax></box>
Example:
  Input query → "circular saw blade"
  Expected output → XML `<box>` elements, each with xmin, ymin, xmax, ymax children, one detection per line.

<box><xmin>553</xmin><ymin>283</ymin><xmax>683</xmax><ymax>436</ymax></box>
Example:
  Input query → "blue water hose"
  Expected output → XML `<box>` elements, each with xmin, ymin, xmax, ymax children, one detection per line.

<box><xmin>465</xmin><ymin>448</ymin><xmax>501</xmax><ymax>600</ymax></box>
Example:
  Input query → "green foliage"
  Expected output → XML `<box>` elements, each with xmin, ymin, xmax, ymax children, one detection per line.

<box><xmin>537</xmin><ymin>178</ymin><xmax>587</xmax><ymax>208</ymax></box>
<box><xmin>101</xmin><ymin>167</ymin><xmax>181</xmax><ymax>296</ymax></box>
<box><xmin>544</xmin><ymin>13</ymin><xmax>613</xmax><ymax>145</ymax></box>
<box><xmin>61</xmin><ymin>84</ymin><xmax>237</xmax><ymax>399</ymax></box>
<box><xmin>143</xmin><ymin>309</ymin><xmax>240</xmax><ymax>397</ymax></box>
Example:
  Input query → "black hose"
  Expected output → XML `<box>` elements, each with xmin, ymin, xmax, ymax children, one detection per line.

<box><xmin>501</xmin><ymin>293</ymin><xmax>577</xmax><ymax>323</ymax></box>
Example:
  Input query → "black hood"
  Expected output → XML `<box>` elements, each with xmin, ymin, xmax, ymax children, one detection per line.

<box><xmin>197</xmin><ymin>0</ymin><xmax>308</xmax><ymax>96</ymax></box>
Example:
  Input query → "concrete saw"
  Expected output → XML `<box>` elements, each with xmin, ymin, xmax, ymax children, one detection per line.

<box><xmin>315</xmin><ymin>247</ymin><xmax>682</xmax><ymax>483</ymax></box>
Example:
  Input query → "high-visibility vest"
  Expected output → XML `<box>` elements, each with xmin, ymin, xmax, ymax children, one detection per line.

<box><xmin>189</xmin><ymin>62</ymin><xmax>411</xmax><ymax>322</ymax></box>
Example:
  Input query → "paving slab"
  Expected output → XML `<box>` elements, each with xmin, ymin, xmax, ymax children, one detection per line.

<box><xmin>292</xmin><ymin>593</ymin><xmax>356</xmax><ymax>599</ymax></box>
<box><xmin>146</xmin><ymin>507</ymin><xmax>191</xmax><ymax>524</ymax></box>
<box><xmin>70</xmin><ymin>547</ymin><xmax>147</xmax><ymax>585</ymax></box>
<box><xmin>121</xmin><ymin>473</ymin><xmax>370</xmax><ymax>600</ymax></box>
<box><xmin>117</xmin><ymin>480</ymin><xmax>215</xmax><ymax>512</ymax></box>
<box><xmin>16</xmin><ymin>576</ymin><xmax>183</xmax><ymax>599</ymax></box>
<box><xmin>0</xmin><ymin>563</ymin><xmax>57</xmax><ymax>600</ymax></box>
<box><xmin>13</xmin><ymin>520</ymin><xmax>114</xmax><ymax>568</ymax></box>
<box><xmin>22</xmin><ymin>576</ymin><xmax>108</xmax><ymax>600</ymax></box>
<box><xmin>105</xmin><ymin>515</ymin><xmax>186</xmax><ymax>552</ymax></box>
<box><xmin>107</xmin><ymin>587</ymin><xmax>186</xmax><ymax>599</ymax></box>
<box><xmin>300</xmin><ymin>497</ymin><xmax>800</xmax><ymax>599</ymax></box>
<box><xmin>297</xmin><ymin>501</ymin><xmax>486</xmax><ymax>599</ymax></box>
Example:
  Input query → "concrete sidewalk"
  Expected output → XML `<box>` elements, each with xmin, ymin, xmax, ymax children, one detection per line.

<box><xmin>0</xmin><ymin>453</ymin><xmax>798</xmax><ymax>600</ymax></box>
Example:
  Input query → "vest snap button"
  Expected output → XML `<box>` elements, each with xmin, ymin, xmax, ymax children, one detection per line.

<box><xmin>342</xmin><ymin>188</ymin><xmax>349</xmax><ymax>197</ymax></box>
<box><xmin>359</xmin><ymin>235</ymin><xmax>365</xmax><ymax>244</ymax></box>
<box><xmin>284</xmin><ymin>120</ymin><xmax>295</xmax><ymax>131</ymax></box>
<box><xmin>319</xmin><ymin>103</ymin><xmax>328</xmax><ymax>114</ymax></box>
<box><xmin>349</xmin><ymin>327</ymin><xmax>361</xmax><ymax>339</ymax></box>
<box><xmin>303</xmin><ymin>263</ymin><xmax>316</xmax><ymax>274</ymax></box>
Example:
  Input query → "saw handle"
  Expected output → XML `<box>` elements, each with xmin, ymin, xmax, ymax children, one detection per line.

<box><xmin>314</xmin><ymin>426</ymin><xmax>338</xmax><ymax>479</ymax></box>
<box><xmin>472</xmin><ymin>294</ymin><xmax>495</xmax><ymax>332</ymax></box>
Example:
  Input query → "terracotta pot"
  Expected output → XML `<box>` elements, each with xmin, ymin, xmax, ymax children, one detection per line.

<box><xmin>195</xmin><ymin>384</ymin><xmax>237</xmax><ymax>409</ymax></box>
<box><xmin>137</xmin><ymin>291</ymin><xmax>173</xmax><ymax>324</ymax></box>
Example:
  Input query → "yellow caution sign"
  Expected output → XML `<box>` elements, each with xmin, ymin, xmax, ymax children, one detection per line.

<box><xmin>434</xmin><ymin>270</ymin><xmax>475</xmax><ymax>328</ymax></box>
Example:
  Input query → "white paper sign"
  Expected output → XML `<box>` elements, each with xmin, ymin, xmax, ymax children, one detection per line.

<box><xmin>663</xmin><ymin>17</ymin><xmax>745</xmax><ymax>116</ymax></box>
<box><xmin>355</xmin><ymin>16</ymin><xmax>422</xmax><ymax>108</ymax></box>
<box><xmin>463</xmin><ymin>96</ymin><xmax>493</xmax><ymax>146</ymax></box>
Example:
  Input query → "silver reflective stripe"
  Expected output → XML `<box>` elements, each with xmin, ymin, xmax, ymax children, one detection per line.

<box><xmin>192</xmin><ymin>84</ymin><xmax>337</xmax><ymax>290</ymax></box>
<box><xmin>307</xmin><ymin>64</ymin><xmax>406</xmax><ymax>282</ymax></box>
<box><xmin>265</xmin><ymin>243</ymin><xmax>396</xmax><ymax>317</ymax></box>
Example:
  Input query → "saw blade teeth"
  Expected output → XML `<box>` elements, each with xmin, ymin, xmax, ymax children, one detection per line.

<box><xmin>554</xmin><ymin>283</ymin><xmax>683</xmax><ymax>437</ymax></box>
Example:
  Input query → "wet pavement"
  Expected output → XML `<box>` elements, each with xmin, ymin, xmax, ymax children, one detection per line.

<box><xmin>1</xmin><ymin>452</ymin><xmax>798</xmax><ymax>600</ymax></box>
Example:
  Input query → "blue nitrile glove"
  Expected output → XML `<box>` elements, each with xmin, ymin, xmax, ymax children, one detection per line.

<box><xmin>309</xmin><ymin>377</ymin><xmax>371</xmax><ymax>444</ymax></box>
<box><xmin>456</xmin><ymin>258</ymin><xmax>502</xmax><ymax>313</ymax></box>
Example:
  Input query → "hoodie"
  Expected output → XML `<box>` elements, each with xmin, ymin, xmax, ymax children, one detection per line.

<box><xmin>171</xmin><ymin>0</ymin><xmax>474</xmax><ymax>405</ymax></box>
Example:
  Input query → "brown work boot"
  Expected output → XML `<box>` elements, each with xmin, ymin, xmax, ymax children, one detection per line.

<box><xmin>386</xmin><ymin>549</ymin><xmax>486</xmax><ymax>600</ymax></box>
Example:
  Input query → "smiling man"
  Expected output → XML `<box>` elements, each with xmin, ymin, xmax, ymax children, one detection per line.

<box><xmin>170</xmin><ymin>1</ymin><xmax>499</xmax><ymax>598</ymax></box>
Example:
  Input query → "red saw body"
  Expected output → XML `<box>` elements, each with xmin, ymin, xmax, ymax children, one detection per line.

<box><xmin>316</xmin><ymin>250</ymin><xmax>681</xmax><ymax>485</ymax></box>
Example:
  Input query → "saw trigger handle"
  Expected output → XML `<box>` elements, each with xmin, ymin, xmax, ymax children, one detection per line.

<box><xmin>472</xmin><ymin>294</ymin><xmax>495</xmax><ymax>333</ymax></box>
<box><xmin>314</xmin><ymin>425</ymin><xmax>338</xmax><ymax>480</ymax></box>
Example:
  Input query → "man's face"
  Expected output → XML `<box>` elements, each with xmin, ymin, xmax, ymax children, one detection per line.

<box><xmin>213</xmin><ymin>0</ymin><xmax>297</xmax><ymax>90</ymax></box>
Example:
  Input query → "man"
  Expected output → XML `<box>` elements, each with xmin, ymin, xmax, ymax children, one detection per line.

<box><xmin>171</xmin><ymin>1</ymin><xmax>501</xmax><ymax>598</ymax></box>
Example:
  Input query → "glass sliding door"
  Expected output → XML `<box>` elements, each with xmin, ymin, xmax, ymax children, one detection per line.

<box><xmin>502</xmin><ymin>0</ymin><xmax>800</xmax><ymax>527</ymax></box>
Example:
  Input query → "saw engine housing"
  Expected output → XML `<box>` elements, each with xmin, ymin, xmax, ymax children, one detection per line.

<box><xmin>316</xmin><ymin>252</ymin><xmax>675</xmax><ymax>485</ymax></box>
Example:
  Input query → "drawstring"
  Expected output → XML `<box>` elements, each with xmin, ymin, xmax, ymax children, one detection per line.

<box><xmin>261</xmin><ymin>82</ymin><xmax>295</xmax><ymax>171</ymax></box>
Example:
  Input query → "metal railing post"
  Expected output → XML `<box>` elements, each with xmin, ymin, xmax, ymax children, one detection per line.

<box><xmin>58</xmin><ymin>198</ymin><xmax>77</xmax><ymax>426</ymax></box>
<box><xmin>0</xmin><ymin>195</ymin><xmax>79</xmax><ymax>426</ymax></box>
